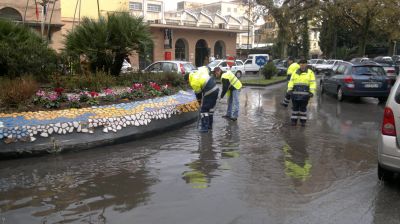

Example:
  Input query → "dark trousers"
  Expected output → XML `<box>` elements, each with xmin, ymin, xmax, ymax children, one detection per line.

<box><xmin>291</xmin><ymin>99</ymin><xmax>309</xmax><ymax>123</ymax></box>
<box><xmin>199</xmin><ymin>90</ymin><xmax>219</xmax><ymax>131</ymax></box>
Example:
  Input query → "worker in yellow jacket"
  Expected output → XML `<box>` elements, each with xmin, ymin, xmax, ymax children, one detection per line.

<box><xmin>186</xmin><ymin>66</ymin><xmax>219</xmax><ymax>132</ymax></box>
<box><xmin>214</xmin><ymin>67</ymin><xmax>242</xmax><ymax>121</ymax></box>
<box><xmin>281</xmin><ymin>57</ymin><xmax>300</xmax><ymax>107</ymax></box>
<box><xmin>287</xmin><ymin>59</ymin><xmax>316</xmax><ymax>126</ymax></box>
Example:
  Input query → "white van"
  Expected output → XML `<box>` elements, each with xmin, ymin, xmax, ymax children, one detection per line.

<box><xmin>244</xmin><ymin>54</ymin><xmax>270</xmax><ymax>74</ymax></box>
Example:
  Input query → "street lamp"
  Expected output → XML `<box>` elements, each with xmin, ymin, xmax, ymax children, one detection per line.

<box><xmin>394</xmin><ymin>41</ymin><xmax>397</xmax><ymax>56</ymax></box>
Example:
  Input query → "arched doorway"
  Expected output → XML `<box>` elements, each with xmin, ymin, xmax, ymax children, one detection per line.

<box><xmin>175</xmin><ymin>38</ymin><xmax>188</xmax><ymax>61</ymax></box>
<box><xmin>0</xmin><ymin>7</ymin><xmax>22</xmax><ymax>21</ymax></box>
<box><xmin>214</xmin><ymin>40</ymin><xmax>226</xmax><ymax>59</ymax></box>
<box><xmin>195</xmin><ymin>39</ymin><xmax>209</xmax><ymax>67</ymax></box>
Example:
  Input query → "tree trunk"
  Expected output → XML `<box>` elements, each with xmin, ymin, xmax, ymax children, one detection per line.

<box><xmin>358</xmin><ymin>12</ymin><xmax>371</xmax><ymax>56</ymax></box>
<box><xmin>111</xmin><ymin>53</ymin><xmax>125</xmax><ymax>76</ymax></box>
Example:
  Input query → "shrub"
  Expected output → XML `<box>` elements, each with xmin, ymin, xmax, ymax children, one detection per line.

<box><xmin>0</xmin><ymin>20</ymin><xmax>58</xmax><ymax>80</ymax></box>
<box><xmin>262</xmin><ymin>61</ymin><xmax>278</xmax><ymax>79</ymax></box>
<box><xmin>52</xmin><ymin>71</ymin><xmax>116</xmax><ymax>92</ymax></box>
<box><xmin>0</xmin><ymin>76</ymin><xmax>39</xmax><ymax>108</ymax></box>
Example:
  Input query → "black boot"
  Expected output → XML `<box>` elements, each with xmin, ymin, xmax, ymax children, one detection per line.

<box><xmin>291</xmin><ymin>119</ymin><xmax>297</xmax><ymax>126</ymax></box>
<box><xmin>199</xmin><ymin>113</ymin><xmax>209</xmax><ymax>133</ymax></box>
<box><xmin>208</xmin><ymin>114</ymin><xmax>213</xmax><ymax>129</ymax></box>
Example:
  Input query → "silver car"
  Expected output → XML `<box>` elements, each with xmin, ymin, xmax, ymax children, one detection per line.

<box><xmin>378</xmin><ymin>76</ymin><xmax>400</xmax><ymax>181</ymax></box>
<box><xmin>143</xmin><ymin>61</ymin><xmax>196</xmax><ymax>76</ymax></box>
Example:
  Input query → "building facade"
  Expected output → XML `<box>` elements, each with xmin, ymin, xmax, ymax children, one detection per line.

<box><xmin>0</xmin><ymin>0</ymin><xmax>63</xmax><ymax>50</ymax></box>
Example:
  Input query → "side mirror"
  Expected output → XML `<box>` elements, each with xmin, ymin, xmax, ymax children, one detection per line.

<box><xmin>395</xmin><ymin>92</ymin><xmax>400</xmax><ymax>104</ymax></box>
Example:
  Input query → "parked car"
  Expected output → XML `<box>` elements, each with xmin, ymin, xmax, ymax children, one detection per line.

<box><xmin>243</xmin><ymin>54</ymin><xmax>269</xmax><ymax>74</ymax></box>
<box><xmin>350</xmin><ymin>57</ymin><xmax>372</xmax><ymax>63</ymax></box>
<box><xmin>314</xmin><ymin>59</ymin><xmax>343</xmax><ymax>74</ymax></box>
<box><xmin>378</xmin><ymin>77</ymin><xmax>400</xmax><ymax>181</ymax></box>
<box><xmin>308</xmin><ymin>59</ymin><xmax>327</xmax><ymax>72</ymax></box>
<box><xmin>207</xmin><ymin>59</ymin><xmax>245</xmax><ymax>78</ymax></box>
<box><xmin>320</xmin><ymin>61</ymin><xmax>391</xmax><ymax>102</ymax></box>
<box><xmin>373</xmin><ymin>56</ymin><xmax>398</xmax><ymax>79</ymax></box>
<box><xmin>142</xmin><ymin>61</ymin><xmax>196</xmax><ymax>76</ymax></box>
<box><xmin>275</xmin><ymin>60</ymin><xmax>288</xmax><ymax>76</ymax></box>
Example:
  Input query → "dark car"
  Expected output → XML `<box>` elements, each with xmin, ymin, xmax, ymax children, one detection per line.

<box><xmin>320</xmin><ymin>61</ymin><xmax>391</xmax><ymax>102</ymax></box>
<box><xmin>275</xmin><ymin>60</ymin><xmax>288</xmax><ymax>76</ymax></box>
<box><xmin>373</xmin><ymin>56</ymin><xmax>399</xmax><ymax>79</ymax></box>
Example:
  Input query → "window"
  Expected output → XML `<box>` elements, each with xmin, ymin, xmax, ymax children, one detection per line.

<box><xmin>147</xmin><ymin>4</ymin><xmax>161</xmax><ymax>12</ymax></box>
<box><xmin>245</xmin><ymin>60</ymin><xmax>252</xmax><ymax>65</ymax></box>
<box><xmin>235</xmin><ymin>60</ymin><xmax>243</xmax><ymax>66</ymax></box>
<box><xmin>220</xmin><ymin>62</ymin><xmax>228</xmax><ymax>67</ymax></box>
<box><xmin>227</xmin><ymin>7</ymin><xmax>231</xmax><ymax>12</ymax></box>
<box><xmin>162</xmin><ymin>62</ymin><xmax>177</xmax><ymax>72</ymax></box>
<box><xmin>129</xmin><ymin>2</ymin><xmax>142</xmax><ymax>10</ymax></box>
<box><xmin>336</xmin><ymin>64</ymin><xmax>346</xmax><ymax>74</ymax></box>
<box><xmin>146</xmin><ymin>62</ymin><xmax>162</xmax><ymax>72</ymax></box>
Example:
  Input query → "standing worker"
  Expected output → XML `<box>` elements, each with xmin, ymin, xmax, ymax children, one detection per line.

<box><xmin>287</xmin><ymin>59</ymin><xmax>316</xmax><ymax>127</ymax></box>
<box><xmin>281</xmin><ymin>57</ymin><xmax>300</xmax><ymax>107</ymax></box>
<box><xmin>186</xmin><ymin>66</ymin><xmax>219</xmax><ymax>132</ymax></box>
<box><xmin>214</xmin><ymin>67</ymin><xmax>242</xmax><ymax>121</ymax></box>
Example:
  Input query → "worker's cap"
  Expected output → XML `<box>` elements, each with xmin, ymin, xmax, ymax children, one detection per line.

<box><xmin>288</xmin><ymin>56</ymin><xmax>295</xmax><ymax>61</ymax></box>
<box><xmin>299</xmin><ymin>59</ymin><xmax>308</xmax><ymax>64</ymax></box>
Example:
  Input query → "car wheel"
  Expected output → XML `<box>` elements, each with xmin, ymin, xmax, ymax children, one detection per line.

<box><xmin>235</xmin><ymin>71</ymin><xmax>242</xmax><ymax>79</ymax></box>
<box><xmin>337</xmin><ymin>87</ymin><xmax>344</xmax><ymax>101</ymax></box>
<box><xmin>378</xmin><ymin>164</ymin><xmax>394</xmax><ymax>181</ymax></box>
<box><xmin>378</xmin><ymin>97</ymin><xmax>388</xmax><ymax>104</ymax></box>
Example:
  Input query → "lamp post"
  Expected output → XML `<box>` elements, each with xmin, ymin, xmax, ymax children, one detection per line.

<box><xmin>394</xmin><ymin>41</ymin><xmax>397</xmax><ymax>56</ymax></box>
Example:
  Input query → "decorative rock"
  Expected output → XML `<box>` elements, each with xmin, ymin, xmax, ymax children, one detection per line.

<box><xmin>73</xmin><ymin>122</ymin><xmax>79</xmax><ymax>128</ymax></box>
<box><xmin>30</xmin><ymin>137</ymin><xmax>37</xmax><ymax>142</ymax></box>
<box><xmin>68</xmin><ymin>127</ymin><xmax>74</xmax><ymax>133</ymax></box>
<box><xmin>77</xmin><ymin>125</ymin><xmax>82</xmax><ymax>132</ymax></box>
<box><xmin>107</xmin><ymin>126</ymin><xmax>113</xmax><ymax>131</ymax></box>
<box><xmin>48</xmin><ymin>128</ymin><xmax>54</xmax><ymax>135</ymax></box>
<box><xmin>116</xmin><ymin>125</ymin><xmax>122</xmax><ymax>130</ymax></box>
<box><xmin>58</xmin><ymin>129</ymin><xmax>63</xmax><ymax>134</ymax></box>
<box><xmin>112</xmin><ymin>128</ymin><xmax>117</xmax><ymax>133</ymax></box>
<box><xmin>40</xmin><ymin>133</ymin><xmax>49</xmax><ymax>138</ymax></box>
<box><xmin>135</xmin><ymin>121</ymin><xmax>140</xmax><ymax>126</ymax></box>
<box><xmin>126</xmin><ymin>116</ymin><xmax>132</xmax><ymax>121</ymax></box>
<box><xmin>62</xmin><ymin>129</ymin><xmax>67</xmax><ymax>134</ymax></box>
<box><xmin>93</xmin><ymin>123</ymin><xmax>98</xmax><ymax>128</ymax></box>
<box><xmin>122</xmin><ymin>123</ymin><xmax>126</xmax><ymax>128</ymax></box>
<box><xmin>55</xmin><ymin>123</ymin><xmax>61</xmax><ymax>128</ymax></box>
<box><xmin>103</xmin><ymin>128</ymin><xmax>108</xmax><ymax>133</ymax></box>
<box><xmin>81</xmin><ymin>129</ymin><xmax>88</xmax><ymax>133</ymax></box>
<box><xmin>54</xmin><ymin>127</ymin><xmax>58</xmax><ymax>133</ymax></box>
<box><xmin>139</xmin><ymin>120</ymin><xmax>144</xmax><ymax>125</ymax></box>
<box><xmin>61</xmin><ymin>123</ymin><xmax>68</xmax><ymax>129</ymax></box>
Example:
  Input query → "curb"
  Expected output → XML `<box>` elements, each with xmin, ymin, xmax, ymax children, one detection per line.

<box><xmin>241</xmin><ymin>79</ymin><xmax>287</xmax><ymax>87</ymax></box>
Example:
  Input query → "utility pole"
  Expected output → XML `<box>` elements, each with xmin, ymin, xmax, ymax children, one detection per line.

<box><xmin>97</xmin><ymin>0</ymin><xmax>100</xmax><ymax>19</ymax></box>
<box><xmin>247</xmin><ymin>0</ymin><xmax>251</xmax><ymax>50</ymax></box>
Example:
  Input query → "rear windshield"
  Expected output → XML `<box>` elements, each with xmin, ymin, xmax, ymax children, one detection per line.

<box><xmin>353</xmin><ymin>66</ymin><xmax>386</xmax><ymax>76</ymax></box>
<box><xmin>208</xmin><ymin>60</ymin><xmax>221</xmax><ymax>67</ymax></box>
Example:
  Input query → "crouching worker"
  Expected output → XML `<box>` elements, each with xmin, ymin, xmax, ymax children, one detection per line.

<box><xmin>185</xmin><ymin>66</ymin><xmax>219</xmax><ymax>132</ymax></box>
<box><xmin>287</xmin><ymin>59</ymin><xmax>316</xmax><ymax>127</ymax></box>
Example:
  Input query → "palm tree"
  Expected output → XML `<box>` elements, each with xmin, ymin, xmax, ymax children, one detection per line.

<box><xmin>64</xmin><ymin>12</ymin><xmax>152</xmax><ymax>76</ymax></box>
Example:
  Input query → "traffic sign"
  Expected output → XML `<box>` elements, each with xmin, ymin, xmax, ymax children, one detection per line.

<box><xmin>226</xmin><ymin>56</ymin><xmax>235</xmax><ymax>67</ymax></box>
<box><xmin>255</xmin><ymin>56</ymin><xmax>267</xmax><ymax>67</ymax></box>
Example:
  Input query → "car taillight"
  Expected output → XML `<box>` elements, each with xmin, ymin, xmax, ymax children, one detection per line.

<box><xmin>344</xmin><ymin>76</ymin><xmax>353</xmax><ymax>83</ymax></box>
<box><xmin>344</xmin><ymin>76</ymin><xmax>354</xmax><ymax>88</ymax></box>
<box><xmin>382</xmin><ymin>107</ymin><xmax>396</xmax><ymax>136</ymax></box>
<box><xmin>180</xmin><ymin>63</ymin><xmax>185</xmax><ymax>75</ymax></box>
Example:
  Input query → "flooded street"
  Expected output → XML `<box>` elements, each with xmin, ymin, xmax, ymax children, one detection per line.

<box><xmin>2</xmin><ymin>83</ymin><xmax>400</xmax><ymax>224</ymax></box>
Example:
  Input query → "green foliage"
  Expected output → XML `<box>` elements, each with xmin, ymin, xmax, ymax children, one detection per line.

<box><xmin>51</xmin><ymin>71</ymin><xmax>116</xmax><ymax>92</ymax></box>
<box><xmin>117</xmin><ymin>72</ymin><xmax>186</xmax><ymax>89</ymax></box>
<box><xmin>0</xmin><ymin>19</ymin><xmax>58</xmax><ymax>79</ymax></box>
<box><xmin>64</xmin><ymin>12</ymin><xmax>152</xmax><ymax>76</ymax></box>
<box><xmin>262</xmin><ymin>61</ymin><xmax>278</xmax><ymax>79</ymax></box>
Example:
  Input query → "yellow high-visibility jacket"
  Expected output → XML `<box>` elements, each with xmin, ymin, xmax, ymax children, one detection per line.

<box><xmin>287</xmin><ymin>62</ymin><xmax>300</xmax><ymax>76</ymax></box>
<box><xmin>189</xmin><ymin>66</ymin><xmax>210</xmax><ymax>94</ymax></box>
<box><xmin>288</xmin><ymin>68</ymin><xmax>316</xmax><ymax>95</ymax></box>
<box><xmin>220</xmin><ymin>70</ymin><xmax>242</xmax><ymax>98</ymax></box>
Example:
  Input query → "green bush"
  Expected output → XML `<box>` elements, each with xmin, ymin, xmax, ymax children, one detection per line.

<box><xmin>117</xmin><ymin>72</ymin><xmax>186</xmax><ymax>88</ymax></box>
<box><xmin>52</xmin><ymin>71</ymin><xmax>116</xmax><ymax>92</ymax></box>
<box><xmin>262</xmin><ymin>61</ymin><xmax>278</xmax><ymax>79</ymax></box>
<box><xmin>0</xmin><ymin>19</ymin><xmax>58</xmax><ymax>80</ymax></box>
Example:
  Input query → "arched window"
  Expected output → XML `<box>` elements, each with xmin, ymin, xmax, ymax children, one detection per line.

<box><xmin>0</xmin><ymin>7</ymin><xmax>22</xmax><ymax>21</ymax></box>
<box><xmin>214</xmin><ymin>40</ymin><xmax>226</xmax><ymax>59</ymax></box>
<box><xmin>175</xmin><ymin>39</ymin><xmax>188</xmax><ymax>61</ymax></box>
<box><xmin>195</xmin><ymin>39</ymin><xmax>209</xmax><ymax>67</ymax></box>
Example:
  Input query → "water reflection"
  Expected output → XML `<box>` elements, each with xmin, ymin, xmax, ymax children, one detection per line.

<box><xmin>281</xmin><ymin>129</ymin><xmax>311</xmax><ymax>186</ymax></box>
<box><xmin>182</xmin><ymin>133</ymin><xmax>219</xmax><ymax>189</ymax></box>
<box><xmin>0</xmin><ymin>149</ymin><xmax>157</xmax><ymax>223</ymax></box>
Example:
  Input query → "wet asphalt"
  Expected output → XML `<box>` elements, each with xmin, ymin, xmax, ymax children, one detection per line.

<box><xmin>1</xmin><ymin>82</ymin><xmax>400</xmax><ymax>224</ymax></box>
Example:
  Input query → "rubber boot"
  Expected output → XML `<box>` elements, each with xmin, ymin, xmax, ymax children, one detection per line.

<box><xmin>291</xmin><ymin>119</ymin><xmax>297</xmax><ymax>126</ymax></box>
<box><xmin>199</xmin><ymin>113</ymin><xmax>209</xmax><ymax>133</ymax></box>
<box><xmin>208</xmin><ymin>114</ymin><xmax>213</xmax><ymax>129</ymax></box>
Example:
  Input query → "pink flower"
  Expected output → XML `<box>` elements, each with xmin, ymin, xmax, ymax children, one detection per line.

<box><xmin>36</xmin><ymin>90</ymin><xmax>46</xmax><ymax>97</ymax></box>
<box><xmin>47</xmin><ymin>91</ymin><xmax>59</xmax><ymax>101</ymax></box>
<box><xmin>133</xmin><ymin>83</ymin><xmax>143</xmax><ymax>90</ymax></box>
<box><xmin>89</xmin><ymin>91</ymin><xmax>99</xmax><ymax>97</ymax></box>
<box><xmin>68</xmin><ymin>94</ymin><xmax>80</xmax><ymax>102</ymax></box>
<box><xmin>104</xmin><ymin>88</ymin><xmax>114</xmax><ymax>95</ymax></box>
<box><xmin>54</xmin><ymin>87</ymin><xmax>64</xmax><ymax>96</ymax></box>
<box><xmin>126</xmin><ymin>87</ymin><xmax>133</xmax><ymax>93</ymax></box>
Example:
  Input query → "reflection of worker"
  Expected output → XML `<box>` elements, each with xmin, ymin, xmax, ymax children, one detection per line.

<box><xmin>214</xmin><ymin>66</ymin><xmax>242</xmax><ymax>121</ymax></box>
<box><xmin>281</xmin><ymin>57</ymin><xmax>300</xmax><ymax>107</ymax></box>
<box><xmin>287</xmin><ymin>59</ymin><xmax>316</xmax><ymax>126</ymax></box>
<box><xmin>186</xmin><ymin>66</ymin><xmax>219</xmax><ymax>132</ymax></box>
<box><xmin>220</xmin><ymin>121</ymin><xmax>240</xmax><ymax>159</ymax></box>
<box><xmin>182</xmin><ymin>133</ymin><xmax>219</xmax><ymax>189</ymax></box>
<box><xmin>281</xmin><ymin>129</ymin><xmax>311</xmax><ymax>184</ymax></box>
